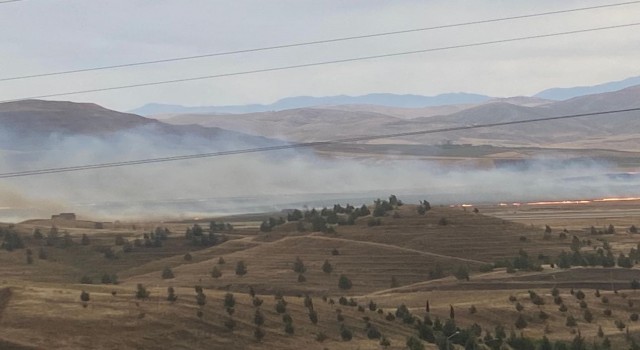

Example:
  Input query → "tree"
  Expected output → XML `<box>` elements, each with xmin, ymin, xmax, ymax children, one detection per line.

<box><xmin>308</xmin><ymin>309</ymin><xmax>318</xmax><ymax>324</ymax></box>
<box><xmin>566</xmin><ymin>315</ymin><xmax>577</xmax><ymax>327</ymax></box>
<box><xmin>79</xmin><ymin>290</ymin><xmax>90</xmax><ymax>308</ymax></box>
<box><xmin>449</xmin><ymin>305</ymin><xmax>455</xmax><ymax>319</ymax></box>
<box><xmin>167</xmin><ymin>286</ymin><xmax>178</xmax><ymax>302</ymax></box>
<box><xmin>211</xmin><ymin>266</ymin><xmax>222</xmax><ymax>278</ymax></box>
<box><xmin>162</xmin><ymin>266</ymin><xmax>175</xmax><ymax>279</ymax></box>
<box><xmin>184</xmin><ymin>253</ymin><xmax>192</xmax><ymax>261</ymax></box>
<box><xmin>340</xmin><ymin>326</ymin><xmax>353</xmax><ymax>341</ymax></box>
<box><xmin>515</xmin><ymin>314</ymin><xmax>527</xmax><ymax>329</ymax></box>
<box><xmin>254</xmin><ymin>309</ymin><xmax>265</xmax><ymax>326</ymax></box>
<box><xmin>275</xmin><ymin>299</ymin><xmax>287</xmax><ymax>314</ymax></box>
<box><xmin>224</xmin><ymin>293</ymin><xmax>236</xmax><ymax>309</ymax></box>
<box><xmin>284</xmin><ymin>322</ymin><xmax>294</xmax><ymax>335</ymax></box>
<box><xmin>454</xmin><ymin>265</ymin><xmax>470</xmax><ymax>281</ymax></box>
<box><xmin>406</xmin><ymin>336</ymin><xmax>425</xmax><ymax>350</ymax></box>
<box><xmin>322</xmin><ymin>260</ymin><xmax>333</xmax><ymax>274</ymax></box>
<box><xmin>135</xmin><ymin>284</ymin><xmax>150</xmax><ymax>299</ymax></box>
<box><xmin>196</xmin><ymin>290</ymin><xmax>206</xmax><ymax>307</ymax></box>
<box><xmin>235</xmin><ymin>261</ymin><xmax>247</xmax><ymax>276</ymax></box>
<box><xmin>81</xmin><ymin>234</ymin><xmax>90</xmax><ymax>245</ymax></box>
<box><xmin>584</xmin><ymin>309</ymin><xmax>594</xmax><ymax>323</ymax></box>
<box><xmin>338</xmin><ymin>275</ymin><xmax>352</xmax><ymax>290</ymax></box>
<box><xmin>293</xmin><ymin>256</ymin><xmax>306</xmax><ymax>273</ymax></box>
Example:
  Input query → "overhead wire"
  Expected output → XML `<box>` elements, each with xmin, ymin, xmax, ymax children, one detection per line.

<box><xmin>1</xmin><ymin>1</ymin><xmax>639</xmax><ymax>82</ymax></box>
<box><xmin>1</xmin><ymin>22</ymin><xmax>639</xmax><ymax>104</ymax></box>
<box><xmin>1</xmin><ymin>107</ymin><xmax>638</xmax><ymax>179</ymax></box>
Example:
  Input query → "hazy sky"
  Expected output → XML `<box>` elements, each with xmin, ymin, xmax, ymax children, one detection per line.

<box><xmin>0</xmin><ymin>0</ymin><xmax>638</xmax><ymax>111</ymax></box>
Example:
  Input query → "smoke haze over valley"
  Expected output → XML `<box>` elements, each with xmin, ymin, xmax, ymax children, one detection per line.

<box><xmin>1</xmin><ymin>79</ymin><xmax>639</xmax><ymax>222</ymax></box>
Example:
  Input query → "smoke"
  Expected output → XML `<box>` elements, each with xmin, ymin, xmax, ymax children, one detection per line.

<box><xmin>0</xmin><ymin>128</ymin><xmax>638</xmax><ymax>222</ymax></box>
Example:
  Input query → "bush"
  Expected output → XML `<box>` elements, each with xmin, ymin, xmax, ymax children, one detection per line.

<box><xmin>515</xmin><ymin>314</ymin><xmax>527</xmax><ymax>329</ymax></box>
<box><xmin>340</xmin><ymin>326</ymin><xmax>352</xmax><ymax>341</ymax></box>
<box><xmin>211</xmin><ymin>266</ymin><xmax>222</xmax><ymax>278</ymax></box>
<box><xmin>315</xmin><ymin>331</ymin><xmax>328</xmax><ymax>342</ymax></box>
<box><xmin>235</xmin><ymin>261</ymin><xmax>247</xmax><ymax>276</ymax></box>
<box><xmin>322</xmin><ymin>260</ymin><xmax>333</xmax><ymax>274</ymax></box>
<box><xmin>406</xmin><ymin>336</ymin><xmax>425</xmax><ymax>350</ymax></box>
<box><xmin>167</xmin><ymin>287</ymin><xmax>178</xmax><ymax>302</ymax></box>
<box><xmin>80</xmin><ymin>275</ymin><xmax>93</xmax><ymax>284</ymax></box>
<box><xmin>161</xmin><ymin>266</ymin><xmax>174</xmax><ymax>279</ymax></box>
<box><xmin>135</xmin><ymin>284</ymin><xmax>150</xmax><ymax>299</ymax></box>
<box><xmin>338</xmin><ymin>275</ymin><xmax>352</xmax><ymax>290</ymax></box>
<box><xmin>292</xmin><ymin>256</ymin><xmax>306</xmax><ymax>273</ymax></box>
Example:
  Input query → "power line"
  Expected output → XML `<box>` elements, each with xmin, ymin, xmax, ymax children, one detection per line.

<box><xmin>1</xmin><ymin>107</ymin><xmax>638</xmax><ymax>179</ymax></box>
<box><xmin>2</xmin><ymin>22</ymin><xmax>638</xmax><ymax>104</ymax></box>
<box><xmin>1</xmin><ymin>1</ymin><xmax>638</xmax><ymax>82</ymax></box>
<box><xmin>0</xmin><ymin>0</ymin><xmax>26</xmax><ymax>3</ymax></box>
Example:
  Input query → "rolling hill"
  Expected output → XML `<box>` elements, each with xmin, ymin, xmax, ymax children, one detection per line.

<box><xmin>159</xmin><ymin>85</ymin><xmax>640</xmax><ymax>151</ymax></box>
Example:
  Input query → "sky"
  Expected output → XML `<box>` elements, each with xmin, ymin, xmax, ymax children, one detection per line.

<box><xmin>0</xmin><ymin>0</ymin><xmax>638</xmax><ymax>112</ymax></box>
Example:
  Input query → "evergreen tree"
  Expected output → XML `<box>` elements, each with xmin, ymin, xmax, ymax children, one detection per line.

<box><xmin>80</xmin><ymin>290</ymin><xmax>90</xmax><ymax>308</ymax></box>
<box><xmin>235</xmin><ymin>261</ymin><xmax>247</xmax><ymax>276</ymax></box>
<box><xmin>161</xmin><ymin>266</ymin><xmax>175</xmax><ymax>279</ymax></box>
<box><xmin>167</xmin><ymin>286</ymin><xmax>178</xmax><ymax>302</ymax></box>
<box><xmin>292</xmin><ymin>256</ymin><xmax>306</xmax><ymax>273</ymax></box>
<box><xmin>135</xmin><ymin>283</ymin><xmax>150</xmax><ymax>299</ymax></box>
<box><xmin>211</xmin><ymin>266</ymin><xmax>222</xmax><ymax>278</ymax></box>
<box><xmin>338</xmin><ymin>275</ymin><xmax>352</xmax><ymax>290</ymax></box>
<box><xmin>322</xmin><ymin>259</ymin><xmax>333</xmax><ymax>274</ymax></box>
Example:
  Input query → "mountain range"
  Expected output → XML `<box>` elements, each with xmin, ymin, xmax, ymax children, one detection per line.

<box><xmin>130</xmin><ymin>75</ymin><xmax>640</xmax><ymax>116</ymax></box>
<box><xmin>160</xmin><ymin>85</ymin><xmax>640</xmax><ymax>151</ymax></box>
<box><xmin>1</xmin><ymin>76</ymin><xmax>639</xmax><ymax>160</ymax></box>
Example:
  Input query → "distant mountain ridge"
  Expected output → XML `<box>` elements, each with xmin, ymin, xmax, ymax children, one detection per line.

<box><xmin>130</xmin><ymin>75</ymin><xmax>640</xmax><ymax>116</ymax></box>
<box><xmin>534</xmin><ymin>76</ymin><xmax>640</xmax><ymax>100</ymax></box>
<box><xmin>130</xmin><ymin>92</ymin><xmax>491</xmax><ymax>116</ymax></box>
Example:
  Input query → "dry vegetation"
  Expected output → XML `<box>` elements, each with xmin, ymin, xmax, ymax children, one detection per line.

<box><xmin>2</xmin><ymin>198</ymin><xmax>640</xmax><ymax>349</ymax></box>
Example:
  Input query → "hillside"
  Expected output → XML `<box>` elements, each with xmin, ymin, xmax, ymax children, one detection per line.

<box><xmin>0</xmin><ymin>100</ymin><xmax>279</xmax><ymax>152</ymax></box>
<box><xmin>160</xmin><ymin>85</ymin><xmax>640</xmax><ymax>152</ymax></box>
<box><xmin>3</xmin><ymin>199</ymin><xmax>640</xmax><ymax>349</ymax></box>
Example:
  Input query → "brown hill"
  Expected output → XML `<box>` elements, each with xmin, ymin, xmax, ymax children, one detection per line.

<box><xmin>0</xmin><ymin>100</ymin><xmax>279</xmax><ymax>151</ymax></box>
<box><xmin>160</xmin><ymin>86</ymin><xmax>640</xmax><ymax>151</ymax></box>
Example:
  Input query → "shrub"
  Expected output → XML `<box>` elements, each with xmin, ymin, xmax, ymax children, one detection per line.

<box><xmin>315</xmin><ymin>331</ymin><xmax>328</xmax><ymax>342</ymax></box>
<box><xmin>340</xmin><ymin>326</ymin><xmax>352</xmax><ymax>341</ymax></box>
<box><xmin>406</xmin><ymin>336</ymin><xmax>425</xmax><ymax>350</ymax></box>
<box><xmin>515</xmin><ymin>314</ymin><xmax>527</xmax><ymax>329</ymax></box>
<box><xmin>308</xmin><ymin>310</ymin><xmax>318</xmax><ymax>324</ymax></box>
<box><xmin>584</xmin><ymin>309</ymin><xmax>593</xmax><ymax>323</ymax></box>
<box><xmin>161</xmin><ymin>266</ymin><xmax>174</xmax><ymax>279</ymax></box>
<box><xmin>338</xmin><ymin>275</ymin><xmax>352</xmax><ymax>290</ymax></box>
<box><xmin>135</xmin><ymin>284</ymin><xmax>150</xmax><ymax>299</ymax></box>
<box><xmin>254</xmin><ymin>309</ymin><xmax>265</xmax><ymax>326</ymax></box>
<box><xmin>322</xmin><ymin>260</ymin><xmax>333</xmax><ymax>274</ymax></box>
<box><xmin>235</xmin><ymin>261</ymin><xmax>247</xmax><ymax>276</ymax></box>
<box><xmin>167</xmin><ymin>287</ymin><xmax>178</xmax><ymax>302</ymax></box>
<box><xmin>211</xmin><ymin>266</ymin><xmax>222</xmax><ymax>278</ymax></box>
<box><xmin>292</xmin><ymin>257</ymin><xmax>306</xmax><ymax>273</ymax></box>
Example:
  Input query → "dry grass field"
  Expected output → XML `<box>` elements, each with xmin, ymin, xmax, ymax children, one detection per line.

<box><xmin>1</xmin><ymin>199</ymin><xmax>640</xmax><ymax>349</ymax></box>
